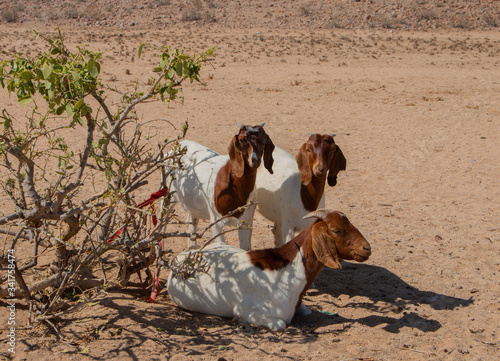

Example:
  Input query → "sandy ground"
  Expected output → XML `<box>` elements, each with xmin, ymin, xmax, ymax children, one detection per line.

<box><xmin>0</xmin><ymin>24</ymin><xmax>499</xmax><ymax>360</ymax></box>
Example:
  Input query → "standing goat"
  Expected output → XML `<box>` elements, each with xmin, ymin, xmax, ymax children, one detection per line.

<box><xmin>167</xmin><ymin>209</ymin><xmax>371</xmax><ymax>330</ymax></box>
<box><xmin>170</xmin><ymin>124</ymin><xmax>274</xmax><ymax>250</ymax></box>
<box><xmin>255</xmin><ymin>134</ymin><xmax>346</xmax><ymax>247</ymax></box>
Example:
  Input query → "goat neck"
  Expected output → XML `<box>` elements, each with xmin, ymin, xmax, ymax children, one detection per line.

<box><xmin>214</xmin><ymin>156</ymin><xmax>258</xmax><ymax>219</ymax></box>
<box><xmin>248</xmin><ymin>220</ymin><xmax>340</xmax><ymax>312</ymax></box>
<box><xmin>300</xmin><ymin>171</ymin><xmax>328</xmax><ymax>212</ymax></box>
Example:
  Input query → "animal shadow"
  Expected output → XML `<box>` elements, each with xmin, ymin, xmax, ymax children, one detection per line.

<box><xmin>299</xmin><ymin>262</ymin><xmax>472</xmax><ymax>333</ymax></box>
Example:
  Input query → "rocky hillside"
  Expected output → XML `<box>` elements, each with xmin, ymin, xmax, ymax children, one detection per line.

<box><xmin>1</xmin><ymin>0</ymin><xmax>499</xmax><ymax>31</ymax></box>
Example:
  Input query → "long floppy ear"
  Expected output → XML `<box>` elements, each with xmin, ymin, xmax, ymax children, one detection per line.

<box><xmin>228</xmin><ymin>135</ymin><xmax>245</xmax><ymax>178</ymax></box>
<box><xmin>263</xmin><ymin>134</ymin><xmax>275</xmax><ymax>174</ymax></box>
<box><xmin>327</xmin><ymin>145</ymin><xmax>346</xmax><ymax>187</ymax></box>
<box><xmin>296</xmin><ymin>143</ymin><xmax>312</xmax><ymax>186</ymax></box>
<box><xmin>311</xmin><ymin>221</ymin><xmax>342</xmax><ymax>269</ymax></box>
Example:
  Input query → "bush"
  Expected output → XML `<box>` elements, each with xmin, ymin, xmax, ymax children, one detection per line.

<box><xmin>0</xmin><ymin>29</ymin><xmax>214</xmax><ymax>319</ymax></box>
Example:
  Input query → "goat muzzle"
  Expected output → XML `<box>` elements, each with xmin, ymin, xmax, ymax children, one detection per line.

<box><xmin>353</xmin><ymin>244</ymin><xmax>371</xmax><ymax>262</ymax></box>
<box><xmin>250</xmin><ymin>152</ymin><xmax>262</xmax><ymax>168</ymax></box>
<box><xmin>313</xmin><ymin>165</ymin><xmax>326</xmax><ymax>178</ymax></box>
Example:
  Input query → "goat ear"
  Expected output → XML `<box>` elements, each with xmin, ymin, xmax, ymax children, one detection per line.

<box><xmin>327</xmin><ymin>145</ymin><xmax>346</xmax><ymax>187</ymax></box>
<box><xmin>311</xmin><ymin>222</ymin><xmax>342</xmax><ymax>269</ymax></box>
<box><xmin>296</xmin><ymin>143</ymin><xmax>312</xmax><ymax>186</ymax></box>
<box><xmin>263</xmin><ymin>134</ymin><xmax>275</xmax><ymax>174</ymax></box>
<box><xmin>228</xmin><ymin>135</ymin><xmax>245</xmax><ymax>178</ymax></box>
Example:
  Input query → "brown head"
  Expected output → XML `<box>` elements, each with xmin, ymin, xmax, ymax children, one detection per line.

<box><xmin>304</xmin><ymin>209</ymin><xmax>371</xmax><ymax>262</ymax></box>
<box><xmin>296</xmin><ymin>134</ymin><xmax>347</xmax><ymax>187</ymax></box>
<box><xmin>248</xmin><ymin>212</ymin><xmax>342</xmax><ymax>271</ymax></box>
<box><xmin>228</xmin><ymin>124</ymin><xmax>275</xmax><ymax>178</ymax></box>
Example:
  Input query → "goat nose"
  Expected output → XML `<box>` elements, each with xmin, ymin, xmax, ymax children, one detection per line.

<box><xmin>314</xmin><ymin>166</ymin><xmax>325</xmax><ymax>176</ymax></box>
<box><xmin>251</xmin><ymin>153</ymin><xmax>261</xmax><ymax>167</ymax></box>
<box><xmin>363</xmin><ymin>245</ymin><xmax>372</xmax><ymax>255</ymax></box>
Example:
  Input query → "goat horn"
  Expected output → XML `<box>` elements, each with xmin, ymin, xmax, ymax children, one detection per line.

<box><xmin>329</xmin><ymin>133</ymin><xmax>337</xmax><ymax>137</ymax></box>
<box><xmin>236</xmin><ymin>122</ymin><xmax>244</xmax><ymax>128</ymax></box>
<box><xmin>246</xmin><ymin>123</ymin><xmax>265</xmax><ymax>133</ymax></box>
<box><xmin>302</xmin><ymin>208</ymin><xmax>333</xmax><ymax>220</ymax></box>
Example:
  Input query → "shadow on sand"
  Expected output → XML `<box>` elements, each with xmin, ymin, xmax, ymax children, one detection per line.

<box><xmin>295</xmin><ymin>261</ymin><xmax>473</xmax><ymax>333</ymax></box>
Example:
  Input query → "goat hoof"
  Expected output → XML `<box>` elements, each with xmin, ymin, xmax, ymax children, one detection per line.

<box><xmin>295</xmin><ymin>304</ymin><xmax>312</xmax><ymax>316</ymax></box>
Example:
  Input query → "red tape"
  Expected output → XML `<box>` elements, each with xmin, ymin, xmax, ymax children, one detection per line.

<box><xmin>146</xmin><ymin>240</ymin><xmax>162</xmax><ymax>303</ymax></box>
<box><xmin>107</xmin><ymin>188</ymin><xmax>168</xmax><ymax>302</ymax></box>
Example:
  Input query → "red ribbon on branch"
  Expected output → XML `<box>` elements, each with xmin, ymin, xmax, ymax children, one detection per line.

<box><xmin>106</xmin><ymin>187</ymin><xmax>169</xmax><ymax>302</ymax></box>
<box><xmin>107</xmin><ymin>187</ymin><xmax>169</xmax><ymax>243</ymax></box>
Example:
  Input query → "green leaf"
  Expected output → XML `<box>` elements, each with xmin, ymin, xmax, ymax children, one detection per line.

<box><xmin>175</xmin><ymin>61</ymin><xmax>183</xmax><ymax>76</ymax></box>
<box><xmin>74</xmin><ymin>99</ymin><xmax>84</xmax><ymax>110</ymax></box>
<box><xmin>20</xmin><ymin>71</ymin><xmax>33</xmax><ymax>81</ymax></box>
<box><xmin>90</xmin><ymin>64</ymin><xmax>99</xmax><ymax>78</ymax></box>
<box><xmin>167</xmin><ymin>68</ymin><xmax>175</xmax><ymax>79</ymax></box>
<box><xmin>18</xmin><ymin>96</ymin><xmax>33</xmax><ymax>105</ymax></box>
<box><xmin>35</xmin><ymin>68</ymin><xmax>44</xmax><ymax>80</ymax></box>
<box><xmin>87</xmin><ymin>58</ymin><xmax>95</xmax><ymax>73</ymax></box>
<box><xmin>138</xmin><ymin>43</ymin><xmax>144</xmax><ymax>59</ymax></box>
<box><xmin>66</xmin><ymin>103</ymin><xmax>73</xmax><ymax>116</ymax></box>
<box><xmin>2</xmin><ymin>116</ymin><xmax>12</xmax><ymax>130</ymax></box>
<box><xmin>43</xmin><ymin>63</ymin><xmax>52</xmax><ymax>79</ymax></box>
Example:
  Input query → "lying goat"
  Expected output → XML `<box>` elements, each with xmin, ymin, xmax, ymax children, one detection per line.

<box><xmin>167</xmin><ymin>209</ymin><xmax>371</xmax><ymax>330</ymax></box>
<box><xmin>170</xmin><ymin>124</ymin><xmax>274</xmax><ymax>250</ymax></box>
<box><xmin>256</xmin><ymin>134</ymin><xmax>346</xmax><ymax>247</ymax></box>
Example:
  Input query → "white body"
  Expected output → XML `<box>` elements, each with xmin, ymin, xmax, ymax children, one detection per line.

<box><xmin>171</xmin><ymin>140</ymin><xmax>255</xmax><ymax>249</ymax></box>
<box><xmin>255</xmin><ymin>146</ymin><xmax>325</xmax><ymax>246</ymax></box>
<box><xmin>167</xmin><ymin>243</ymin><xmax>307</xmax><ymax>330</ymax></box>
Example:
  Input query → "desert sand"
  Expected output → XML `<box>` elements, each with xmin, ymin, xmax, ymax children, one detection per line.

<box><xmin>0</xmin><ymin>6</ymin><xmax>499</xmax><ymax>361</ymax></box>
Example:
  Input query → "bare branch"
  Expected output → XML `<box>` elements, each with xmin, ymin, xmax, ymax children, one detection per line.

<box><xmin>0</xmin><ymin>228</ymin><xmax>30</xmax><ymax>239</ymax></box>
<box><xmin>76</xmin><ymin>113</ymin><xmax>95</xmax><ymax>182</ymax></box>
<box><xmin>61</xmin><ymin>202</ymin><xmax>106</xmax><ymax>221</ymax></box>
<box><xmin>0</xmin><ymin>212</ymin><xmax>21</xmax><ymax>226</ymax></box>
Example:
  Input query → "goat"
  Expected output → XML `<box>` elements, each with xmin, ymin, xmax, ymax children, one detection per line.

<box><xmin>255</xmin><ymin>134</ymin><xmax>346</xmax><ymax>247</ymax></box>
<box><xmin>167</xmin><ymin>209</ymin><xmax>371</xmax><ymax>330</ymax></box>
<box><xmin>170</xmin><ymin>124</ymin><xmax>274</xmax><ymax>250</ymax></box>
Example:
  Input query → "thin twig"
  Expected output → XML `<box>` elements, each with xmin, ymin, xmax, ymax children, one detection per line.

<box><xmin>43</xmin><ymin>318</ymin><xmax>70</xmax><ymax>343</ymax></box>
<box><xmin>197</xmin><ymin>201</ymin><xmax>258</xmax><ymax>251</ymax></box>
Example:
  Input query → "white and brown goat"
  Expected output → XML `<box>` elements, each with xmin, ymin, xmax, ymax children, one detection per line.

<box><xmin>255</xmin><ymin>134</ymin><xmax>346</xmax><ymax>247</ymax></box>
<box><xmin>170</xmin><ymin>124</ymin><xmax>274</xmax><ymax>250</ymax></box>
<box><xmin>167</xmin><ymin>209</ymin><xmax>371</xmax><ymax>330</ymax></box>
